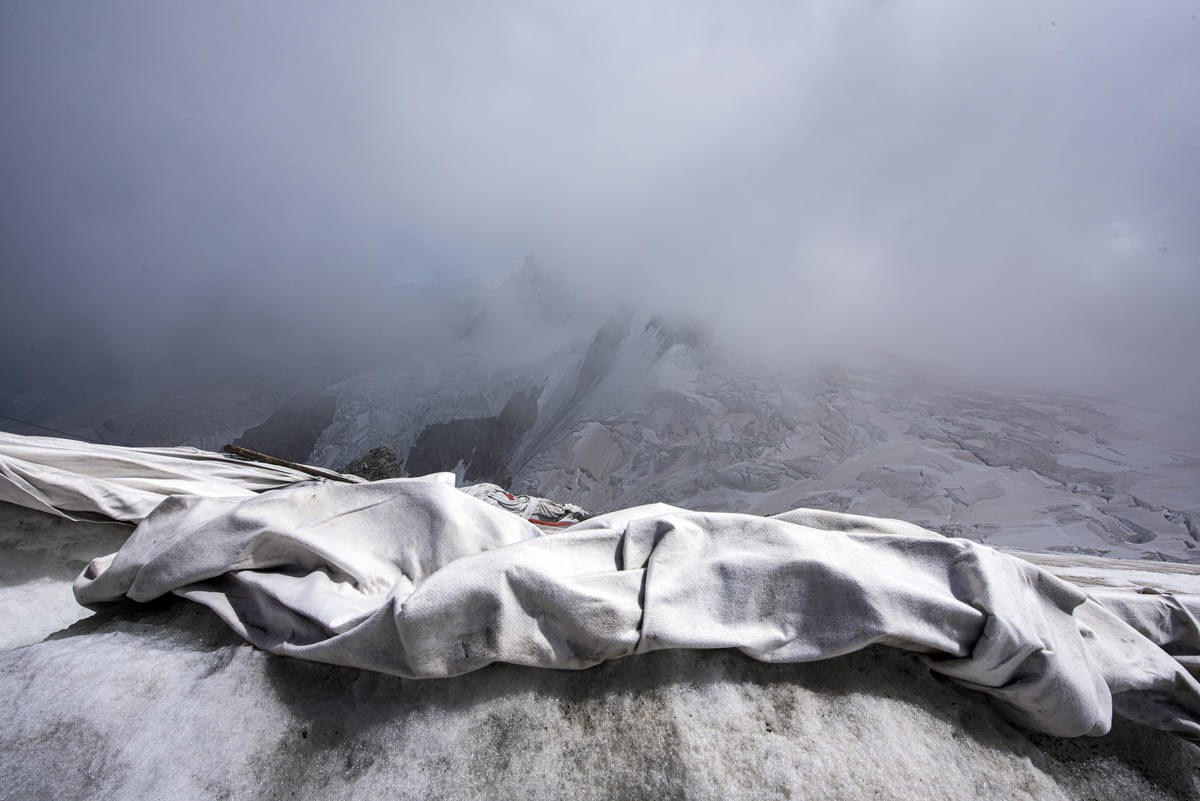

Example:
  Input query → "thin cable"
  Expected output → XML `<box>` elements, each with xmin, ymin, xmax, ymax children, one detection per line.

<box><xmin>0</xmin><ymin>414</ymin><xmax>95</xmax><ymax>442</ymax></box>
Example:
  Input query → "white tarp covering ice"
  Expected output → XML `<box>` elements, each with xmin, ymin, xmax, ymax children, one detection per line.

<box><xmin>0</xmin><ymin>431</ymin><xmax>353</xmax><ymax>523</ymax></box>
<box><xmin>3</xmin><ymin>432</ymin><xmax>1199</xmax><ymax>744</ymax></box>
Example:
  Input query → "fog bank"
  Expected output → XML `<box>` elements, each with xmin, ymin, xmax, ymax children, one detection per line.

<box><xmin>2</xmin><ymin>2</ymin><xmax>1197</xmax><ymax>409</ymax></box>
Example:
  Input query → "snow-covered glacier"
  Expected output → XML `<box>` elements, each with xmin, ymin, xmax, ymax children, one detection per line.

<box><xmin>299</xmin><ymin>311</ymin><xmax>1200</xmax><ymax>564</ymax></box>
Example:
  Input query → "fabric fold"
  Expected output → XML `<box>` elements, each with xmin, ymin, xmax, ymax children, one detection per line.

<box><xmin>72</xmin><ymin>477</ymin><xmax>1200</xmax><ymax>741</ymax></box>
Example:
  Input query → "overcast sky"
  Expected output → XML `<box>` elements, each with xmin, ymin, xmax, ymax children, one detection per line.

<box><xmin>2</xmin><ymin>1</ymin><xmax>1198</xmax><ymax>408</ymax></box>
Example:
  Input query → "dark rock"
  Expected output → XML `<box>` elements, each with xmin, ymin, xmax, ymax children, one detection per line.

<box><xmin>341</xmin><ymin>447</ymin><xmax>404</xmax><ymax>481</ymax></box>
<box><xmin>234</xmin><ymin>392</ymin><xmax>337</xmax><ymax>463</ymax></box>
<box><xmin>405</xmin><ymin>390</ymin><xmax>539</xmax><ymax>486</ymax></box>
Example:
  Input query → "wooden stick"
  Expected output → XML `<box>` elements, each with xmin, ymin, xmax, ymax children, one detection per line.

<box><xmin>222</xmin><ymin>444</ymin><xmax>357</xmax><ymax>483</ymax></box>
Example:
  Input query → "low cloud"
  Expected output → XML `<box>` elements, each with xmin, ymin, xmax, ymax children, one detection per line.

<box><xmin>2</xmin><ymin>1</ymin><xmax>1197</xmax><ymax>409</ymax></box>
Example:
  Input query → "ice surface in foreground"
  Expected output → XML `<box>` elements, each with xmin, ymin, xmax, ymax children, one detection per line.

<box><xmin>3</xmin><ymin>599</ymin><xmax>1198</xmax><ymax>801</ymax></box>
<box><xmin>0</xmin><ymin>502</ymin><xmax>128</xmax><ymax>649</ymax></box>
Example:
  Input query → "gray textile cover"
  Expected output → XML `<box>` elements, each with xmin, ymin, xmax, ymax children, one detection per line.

<box><xmin>71</xmin><ymin>476</ymin><xmax>1200</xmax><ymax>742</ymax></box>
<box><xmin>0</xmin><ymin>432</ymin><xmax>345</xmax><ymax>523</ymax></box>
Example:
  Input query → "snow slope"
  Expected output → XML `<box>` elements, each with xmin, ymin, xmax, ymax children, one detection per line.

<box><xmin>307</xmin><ymin>312</ymin><xmax>1200</xmax><ymax>564</ymax></box>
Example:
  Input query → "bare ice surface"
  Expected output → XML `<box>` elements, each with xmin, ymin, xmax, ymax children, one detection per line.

<box><xmin>0</xmin><ymin>502</ymin><xmax>128</xmax><ymax>649</ymax></box>
<box><xmin>3</xmin><ymin>598</ymin><xmax>1198</xmax><ymax>801</ymax></box>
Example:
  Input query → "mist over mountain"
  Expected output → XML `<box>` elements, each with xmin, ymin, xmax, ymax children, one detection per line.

<box><xmin>3</xmin><ymin>2</ymin><xmax>1199</xmax><ymax>424</ymax></box>
<box><xmin>4</xmin><ymin>256</ymin><xmax>1198</xmax><ymax>565</ymax></box>
<box><xmin>262</xmin><ymin>298</ymin><xmax>1200</xmax><ymax>564</ymax></box>
<box><xmin>0</xmin><ymin>0</ymin><xmax>1198</xmax><ymax>572</ymax></box>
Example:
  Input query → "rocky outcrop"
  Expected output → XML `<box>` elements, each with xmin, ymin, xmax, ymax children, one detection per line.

<box><xmin>340</xmin><ymin>447</ymin><xmax>404</xmax><ymax>481</ymax></box>
<box><xmin>234</xmin><ymin>391</ymin><xmax>337</xmax><ymax>463</ymax></box>
<box><xmin>404</xmin><ymin>389</ymin><xmax>539</xmax><ymax>485</ymax></box>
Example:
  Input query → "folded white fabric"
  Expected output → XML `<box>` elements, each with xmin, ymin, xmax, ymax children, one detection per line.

<box><xmin>459</xmin><ymin>481</ymin><xmax>592</xmax><ymax>529</ymax></box>
<box><xmin>73</xmin><ymin>476</ymin><xmax>1200</xmax><ymax>741</ymax></box>
<box><xmin>0</xmin><ymin>431</ymin><xmax>354</xmax><ymax>523</ymax></box>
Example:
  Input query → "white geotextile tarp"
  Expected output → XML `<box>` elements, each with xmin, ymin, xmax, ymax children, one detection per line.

<box><xmin>3</xmin><ymin>433</ymin><xmax>1200</xmax><ymax>740</ymax></box>
<box><xmin>0</xmin><ymin>431</ymin><xmax>358</xmax><ymax>523</ymax></box>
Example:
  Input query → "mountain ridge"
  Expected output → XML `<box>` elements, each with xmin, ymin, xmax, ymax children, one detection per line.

<box><xmin>248</xmin><ymin>311</ymin><xmax>1200</xmax><ymax>563</ymax></box>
